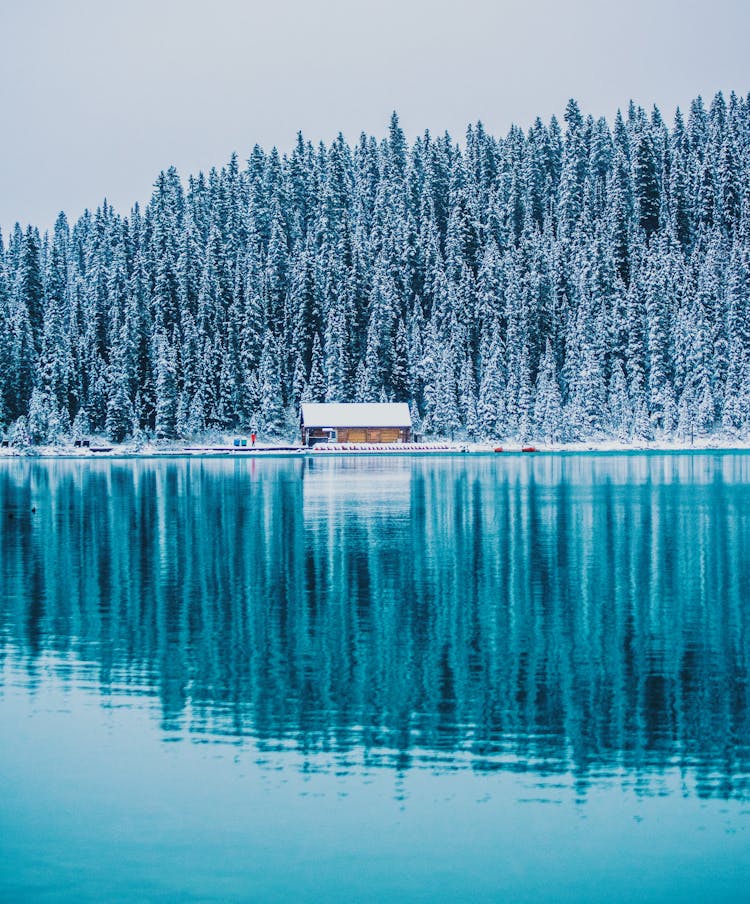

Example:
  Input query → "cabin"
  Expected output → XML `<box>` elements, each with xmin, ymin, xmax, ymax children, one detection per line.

<box><xmin>300</xmin><ymin>402</ymin><xmax>412</xmax><ymax>445</ymax></box>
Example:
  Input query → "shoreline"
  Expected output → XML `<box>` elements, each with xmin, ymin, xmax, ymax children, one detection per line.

<box><xmin>3</xmin><ymin>437</ymin><xmax>750</xmax><ymax>459</ymax></box>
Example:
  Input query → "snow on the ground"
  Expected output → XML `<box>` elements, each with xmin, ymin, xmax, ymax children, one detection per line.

<box><xmin>3</xmin><ymin>435</ymin><xmax>750</xmax><ymax>458</ymax></box>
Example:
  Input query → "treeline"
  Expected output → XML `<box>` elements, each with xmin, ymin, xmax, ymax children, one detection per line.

<box><xmin>1</xmin><ymin>92</ymin><xmax>750</xmax><ymax>443</ymax></box>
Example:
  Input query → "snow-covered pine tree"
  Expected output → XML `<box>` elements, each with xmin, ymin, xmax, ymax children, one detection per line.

<box><xmin>307</xmin><ymin>333</ymin><xmax>326</xmax><ymax>402</ymax></box>
<box><xmin>534</xmin><ymin>339</ymin><xmax>564</xmax><ymax>442</ymax></box>
<box><xmin>154</xmin><ymin>330</ymin><xmax>178</xmax><ymax>438</ymax></box>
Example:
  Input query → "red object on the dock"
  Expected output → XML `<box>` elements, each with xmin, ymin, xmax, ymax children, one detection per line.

<box><xmin>522</xmin><ymin>446</ymin><xmax>537</xmax><ymax>452</ymax></box>
<box><xmin>494</xmin><ymin>447</ymin><xmax>504</xmax><ymax>453</ymax></box>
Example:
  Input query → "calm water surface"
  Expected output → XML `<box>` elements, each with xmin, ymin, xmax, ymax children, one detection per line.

<box><xmin>1</xmin><ymin>453</ymin><xmax>749</xmax><ymax>902</ymax></box>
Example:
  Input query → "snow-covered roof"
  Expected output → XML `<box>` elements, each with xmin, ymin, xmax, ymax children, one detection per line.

<box><xmin>300</xmin><ymin>402</ymin><xmax>412</xmax><ymax>428</ymax></box>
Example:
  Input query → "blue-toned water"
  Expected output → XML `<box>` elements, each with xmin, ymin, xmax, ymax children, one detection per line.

<box><xmin>1</xmin><ymin>453</ymin><xmax>749</xmax><ymax>902</ymax></box>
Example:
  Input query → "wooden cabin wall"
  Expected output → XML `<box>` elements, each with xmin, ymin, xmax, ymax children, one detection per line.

<box><xmin>302</xmin><ymin>426</ymin><xmax>411</xmax><ymax>444</ymax></box>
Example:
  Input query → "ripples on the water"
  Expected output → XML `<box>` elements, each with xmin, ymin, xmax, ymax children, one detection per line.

<box><xmin>1</xmin><ymin>453</ymin><xmax>749</xmax><ymax>800</ymax></box>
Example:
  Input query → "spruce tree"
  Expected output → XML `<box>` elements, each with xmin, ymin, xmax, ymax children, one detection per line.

<box><xmin>307</xmin><ymin>333</ymin><xmax>326</xmax><ymax>402</ymax></box>
<box><xmin>154</xmin><ymin>331</ymin><xmax>178</xmax><ymax>438</ymax></box>
<box><xmin>534</xmin><ymin>340</ymin><xmax>563</xmax><ymax>442</ymax></box>
<box><xmin>634</xmin><ymin>132</ymin><xmax>661</xmax><ymax>239</ymax></box>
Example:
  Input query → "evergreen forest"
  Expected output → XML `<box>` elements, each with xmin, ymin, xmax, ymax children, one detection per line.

<box><xmin>1</xmin><ymin>92</ymin><xmax>749</xmax><ymax>444</ymax></box>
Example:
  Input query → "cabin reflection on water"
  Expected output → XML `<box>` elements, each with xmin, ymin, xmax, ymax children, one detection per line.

<box><xmin>304</xmin><ymin>456</ymin><xmax>411</xmax><ymax>513</ymax></box>
<box><xmin>0</xmin><ymin>453</ymin><xmax>749</xmax><ymax>799</ymax></box>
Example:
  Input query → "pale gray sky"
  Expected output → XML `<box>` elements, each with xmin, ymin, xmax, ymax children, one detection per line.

<box><xmin>1</xmin><ymin>0</ymin><xmax>748</xmax><ymax>235</ymax></box>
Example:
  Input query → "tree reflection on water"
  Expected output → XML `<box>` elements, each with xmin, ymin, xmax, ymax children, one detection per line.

<box><xmin>1</xmin><ymin>453</ymin><xmax>749</xmax><ymax>799</ymax></box>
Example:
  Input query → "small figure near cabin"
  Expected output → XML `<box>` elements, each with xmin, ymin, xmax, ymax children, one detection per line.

<box><xmin>251</xmin><ymin>431</ymin><xmax>256</xmax><ymax>447</ymax></box>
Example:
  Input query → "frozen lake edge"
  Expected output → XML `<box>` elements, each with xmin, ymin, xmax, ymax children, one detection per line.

<box><xmin>4</xmin><ymin>438</ymin><xmax>750</xmax><ymax>459</ymax></box>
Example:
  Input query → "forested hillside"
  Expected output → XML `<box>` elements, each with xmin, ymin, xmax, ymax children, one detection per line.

<box><xmin>1</xmin><ymin>92</ymin><xmax>749</xmax><ymax>444</ymax></box>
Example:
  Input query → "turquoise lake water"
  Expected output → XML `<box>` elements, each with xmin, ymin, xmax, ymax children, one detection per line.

<box><xmin>1</xmin><ymin>453</ymin><xmax>749</xmax><ymax>902</ymax></box>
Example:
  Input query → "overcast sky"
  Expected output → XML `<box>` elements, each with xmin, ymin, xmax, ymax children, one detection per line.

<box><xmin>1</xmin><ymin>0</ymin><xmax>748</xmax><ymax>235</ymax></box>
